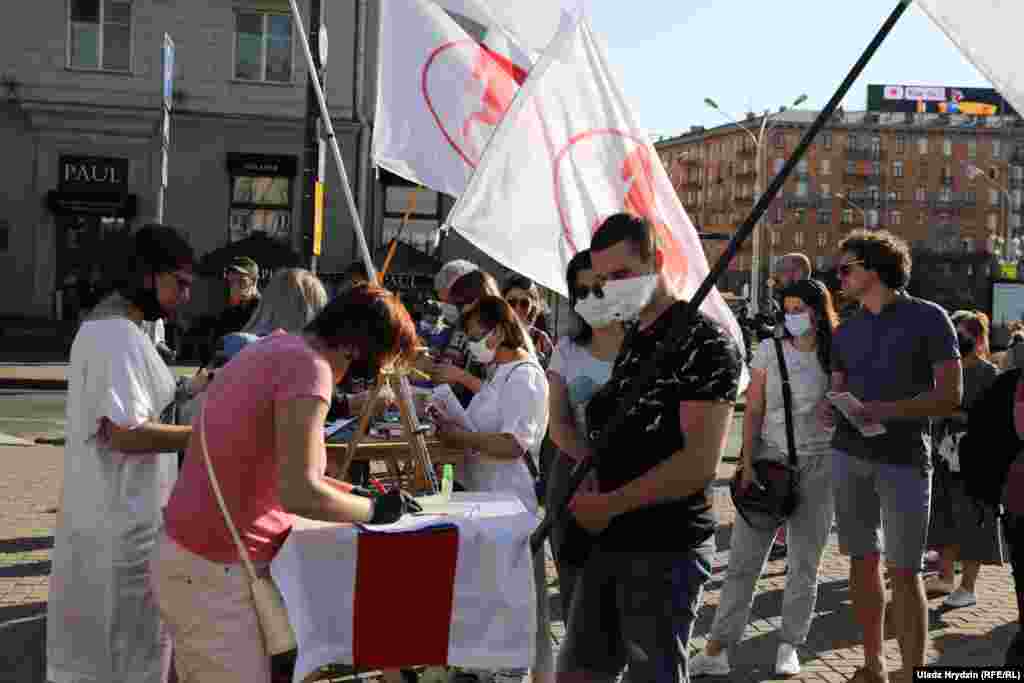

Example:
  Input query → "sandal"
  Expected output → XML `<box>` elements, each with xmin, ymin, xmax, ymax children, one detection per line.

<box><xmin>848</xmin><ymin>666</ymin><xmax>887</xmax><ymax>683</ymax></box>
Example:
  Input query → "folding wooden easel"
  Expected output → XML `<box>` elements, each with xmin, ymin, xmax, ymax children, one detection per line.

<box><xmin>334</xmin><ymin>368</ymin><xmax>439</xmax><ymax>495</ymax></box>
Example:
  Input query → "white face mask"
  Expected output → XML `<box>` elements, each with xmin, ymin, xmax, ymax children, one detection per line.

<box><xmin>466</xmin><ymin>329</ymin><xmax>497</xmax><ymax>364</ymax></box>
<box><xmin>439</xmin><ymin>302</ymin><xmax>461</xmax><ymax>324</ymax></box>
<box><xmin>603</xmin><ymin>274</ymin><xmax>658</xmax><ymax>323</ymax></box>
<box><xmin>784</xmin><ymin>312</ymin><xmax>813</xmax><ymax>338</ymax></box>
<box><xmin>574</xmin><ymin>295</ymin><xmax>618</xmax><ymax>328</ymax></box>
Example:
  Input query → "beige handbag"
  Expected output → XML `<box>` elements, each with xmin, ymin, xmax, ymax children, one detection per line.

<box><xmin>198</xmin><ymin>406</ymin><xmax>298</xmax><ymax>655</ymax></box>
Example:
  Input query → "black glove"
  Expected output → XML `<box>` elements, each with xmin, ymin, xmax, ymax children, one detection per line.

<box><xmin>367</xmin><ymin>489</ymin><xmax>423</xmax><ymax>525</ymax></box>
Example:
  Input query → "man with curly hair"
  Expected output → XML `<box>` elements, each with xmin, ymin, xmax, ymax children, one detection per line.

<box><xmin>821</xmin><ymin>230</ymin><xmax>962</xmax><ymax>682</ymax></box>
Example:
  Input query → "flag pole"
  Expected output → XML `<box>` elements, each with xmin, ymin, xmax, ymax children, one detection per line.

<box><xmin>288</xmin><ymin>0</ymin><xmax>378</xmax><ymax>282</ymax></box>
<box><xmin>531</xmin><ymin>0</ymin><xmax>914</xmax><ymax>556</ymax></box>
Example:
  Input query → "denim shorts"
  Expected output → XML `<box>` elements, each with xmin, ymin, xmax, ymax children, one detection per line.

<box><xmin>832</xmin><ymin>450</ymin><xmax>931</xmax><ymax>571</ymax></box>
<box><xmin>556</xmin><ymin>544</ymin><xmax>713</xmax><ymax>682</ymax></box>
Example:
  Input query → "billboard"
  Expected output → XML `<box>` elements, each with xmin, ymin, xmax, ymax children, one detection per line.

<box><xmin>867</xmin><ymin>84</ymin><xmax>1018</xmax><ymax>117</ymax></box>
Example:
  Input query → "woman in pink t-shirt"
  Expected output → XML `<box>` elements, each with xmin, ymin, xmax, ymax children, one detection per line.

<box><xmin>152</xmin><ymin>284</ymin><xmax>419</xmax><ymax>682</ymax></box>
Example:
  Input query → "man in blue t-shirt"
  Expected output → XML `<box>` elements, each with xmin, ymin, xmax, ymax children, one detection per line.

<box><xmin>823</xmin><ymin>230</ymin><xmax>961</xmax><ymax>682</ymax></box>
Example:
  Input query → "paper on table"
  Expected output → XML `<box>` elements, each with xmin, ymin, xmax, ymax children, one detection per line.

<box><xmin>826</xmin><ymin>392</ymin><xmax>886</xmax><ymax>437</ymax></box>
<box><xmin>429</xmin><ymin>383</ymin><xmax>477</xmax><ymax>431</ymax></box>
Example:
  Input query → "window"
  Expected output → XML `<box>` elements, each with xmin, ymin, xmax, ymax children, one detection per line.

<box><xmin>994</xmin><ymin>139</ymin><xmax>1003</xmax><ymax>159</ymax></box>
<box><xmin>871</xmin><ymin>161</ymin><xmax>881</xmax><ymax>176</ymax></box>
<box><xmin>967</xmin><ymin>139</ymin><xmax>977</xmax><ymax>159</ymax></box>
<box><xmin>868</xmin><ymin>209</ymin><xmax>879</xmax><ymax>228</ymax></box>
<box><xmin>773</xmin><ymin>206</ymin><xmax>784</xmax><ymax>224</ymax></box>
<box><xmin>846</xmin><ymin>160</ymin><xmax>856</xmax><ymax>174</ymax></box>
<box><xmin>896</xmin><ymin>134</ymin><xmax>906</xmax><ymax>153</ymax></box>
<box><xmin>919</xmin><ymin>211</ymin><xmax>927</xmax><ymax>225</ymax></box>
<box><xmin>816</xmin><ymin>255</ymin><xmax>829</xmax><ymax>270</ymax></box>
<box><xmin>916</xmin><ymin>187</ymin><xmax>927</xmax><ymax>203</ymax></box>
<box><xmin>794</xmin><ymin>231</ymin><xmax>805</xmax><ymax>247</ymax></box>
<box><xmin>918</xmin><ymin>136</ymin><xmax>928</xmax><ymax>155</ymax></box>
<box><xmin>821</xmin><ymin>183</ymin><xmax>831</xmax><ymax>197</ymax></box>
<box><xmin>68</xmin><ymin>0</ymin><xmax>132</xmax><ymax>71</ymax></box>
<box><xmin>940</xmin><ymin>186</ymin><xmax>952</xmax><ymax>202</ymax></box>
<box><xmin>382</xmin><ymin>186</ymin><xmax>444</xmax><ymax>254</ymax></box>
<box><xmin>770</xmin><ymin>231</ymin><xmax>780</xmax><ymax>247</ymax></box>
<box><xmin>989</xmin><ymin>213</ymin><xmax>998</xmax><ymax>231</ymax></box>
<box><xmin>842</xmin><ymin>209</ymin><xmax>853</xmax><ymax>225</ymax></box>
<box><xmin>871</xmin><ymin>135</ymin><xmax>881</xmax><ymax>154</ymax></box>
<box><xmin>773</xmin><ymin>132</ymin><xmax>785</xmax><ymax>148</ymax></box>
<box><xmin>229</xmin><ymin>170</ymin><xmax>293</xmax><ymax>244</ymax></box>
<box><xmin>943</xmin><ymin>137</ymin><xmax>952</xmax><ymax>157</ymax></box>
<box><xmin>796</xmin><ymin>181</ymin><xmax>808</xmax><ymax>197</ymax></box>
<box><xmin>817</xmin><ymin>209</ymin><xmax>832</xmax><ymax>225</ymax></box>
<box><xmin>893</xmin><ymin>160</ymin><xmax>904</xmax><ymax>178</ymax></box>
<box><xmin>797</xmin><ymin>159</ymin><xmax>808</xmax><ymax>173</ymax></box>
<box><xmin>822</xmin><ymin>132</ymin><xmax>832</xmax><ymax>150</ymax></box>
<box><xmin>821</xmin><ymin>159</ymin><xmax>831</xmax><ymax>176</ymax></box>
<box><xmin>794</xmin><ymin>209</ymin><xmax>805</xmax><ymax>224</ymax></box>
<box><xmin>774</xmin><ymin>158</ymin><xmax>784</xmax><ymax>174</ymax></box>
<box><xmin>817</xmin><ymin>232</ymin><xmax>828</xmax><ymax>247</ymax></box>
<box><xmin>235</xmin><ymin>11</ymin><xmax>293</xmax><ymax>82</ymax></box>
<box><xmin>991</xmin><ymin>188</ymin><xmax>1001</xmax><ymax>206</ymax></box>
<box><xmin>891</xmin><ymin>210</ymin><xmax>902</xmax><ymax>225</ymax></box>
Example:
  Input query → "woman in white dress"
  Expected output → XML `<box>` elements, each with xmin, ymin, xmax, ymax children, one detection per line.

<box><xmin>434</xmin><ymin>295</ymin><xmax>552</xmax><ymax>683</ymax></box>
<box><xmin>47</xmin><ymin>224</ymin><xmax>195</xmax><ymax>683</ymax></box>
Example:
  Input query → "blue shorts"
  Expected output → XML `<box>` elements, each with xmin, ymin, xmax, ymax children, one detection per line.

<box><xmin>832</xmin><ymin>450</ymin><xmax>932</xmax><ymax>571</ymax></box>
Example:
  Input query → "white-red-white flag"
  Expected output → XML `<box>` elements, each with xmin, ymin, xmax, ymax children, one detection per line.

<box><xmin>445</xmin><ymin>14</ymin><xmax>746</xmax><ymax>360</ymax></box>
<box><xmin>915</xmin><ymin>1</ymin><xmax>1024</xmax><ymax>116</ymax></box>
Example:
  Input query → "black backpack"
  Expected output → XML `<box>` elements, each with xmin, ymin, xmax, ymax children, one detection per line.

<box><xmin>960</xmin><ymin>367</ymin><xmax>1022</xmax><ymax>509</ymax></box>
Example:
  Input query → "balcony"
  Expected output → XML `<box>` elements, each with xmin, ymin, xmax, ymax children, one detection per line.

<box><xmin>928</xmin><ymin>192</ymin><xmax>976</xmax><ymax>208</ymax></box>
<box><xmin>736</xmin><ymin>144</ymin><xmax>756</xmax><ymax>158</ymax></box>
<box><xmin>846</xmin><ymin>147</ymin><xmax>885</xmax><ymax>161</ymax></box>
<box><xmin>785</xmin><ymin>193</ymin><xmax>826</xmax><ymax>209</ymax></box>
<box><xmin>845</xmin><ymin>191</ymin><xmax>882</xmax><ymax>207</ymax></box>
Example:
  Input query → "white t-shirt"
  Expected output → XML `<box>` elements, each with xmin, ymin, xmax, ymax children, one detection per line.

<box><xmin>751</xmin><ymin>337</ymin><xmax>831</xmax><ymax>463</ymax></box>
<box><xmin>464</xmin><ymin>359</ymin><xmax>549</xmax><ymax>513</ymax></box>
<box><xmin>548</xmin><ymin>337</ymin><xmax>613</xmax><ymax>438</ymax></box>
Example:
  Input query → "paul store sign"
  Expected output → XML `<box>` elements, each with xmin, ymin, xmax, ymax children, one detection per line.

<box><xmin>59</xmin><ymin>156</ymin><xmax>129</xmax><ymax>192</ymax></box>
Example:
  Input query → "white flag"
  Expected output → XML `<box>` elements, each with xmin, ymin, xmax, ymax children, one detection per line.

<box><xmin>445</xmin><ymin>15</ymin><xmax>745</xmax><ymax>360</ymax></box>
<box><xmin>374</xmin><ymin>0</ymin><xmax>534</xmax><ymax>197</ymax></box>
<box><xmin>915</xmin><ymin>1</ymin><xmax>1024</xmax><ymax>116</ymax></box>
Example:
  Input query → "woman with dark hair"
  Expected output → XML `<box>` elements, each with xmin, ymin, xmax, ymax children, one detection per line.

<box><xmin>502</xmin><ymin>274</ymin><xmax>554</xmax><ymax>366</ymax></box>
<box><xmin>430</xmin><ymin>270</ymin><xmax>503</xmax><ymax>401</ymax></box>
<box><xmin>47</xmin><ymin>224</ymin><xmax>196</xmax><ymax>683</ymax></box>
<box><xmin>545</xmin><ymin>250</ymin><xmax>623</xmax><ymax>617</ymax></box>
<box><xmin>925</xmin><ymin>309</ymin><xmax>1003</xmax><ymax>607</ymax></box>
<box><xmin>153</xmin><ymin>284</ymin><xmax>420</xmax><ymax>681</ymax></box>
<box><xmin>692</xmin><ymin>279</ymin><xmax>839</xmax><ymax>678</ymax></box>
<box><xmin>434</xmin><ymin>295</ymin><xmax>552</xmax><ymax>683</ymax></box>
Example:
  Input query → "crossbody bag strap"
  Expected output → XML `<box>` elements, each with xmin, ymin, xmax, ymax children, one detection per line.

<box><xmin>502</xmin><ymin>359</ymin><xmax>544</xmax><ymax>481</ymax></box>
<box><xmin>198</xmin><ymin>404</ymin><xmax>260</xmax><ymax>584</ymax></box>
<box><xmin>772</xmin><ymin>336</ymin><xmax>799</xmax><ymax>469</ymax></box>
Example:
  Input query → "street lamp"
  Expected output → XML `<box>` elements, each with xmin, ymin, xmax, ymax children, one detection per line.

<box><xmin>705</xmin><ymin>93</ymin><xmax>808</xmax><ymax>315</ymax></box>
<box><xmin>835</xmin><ymin>192</ymin><xmax>869</xmax><ymax>231</ymax></box>
<box><xmin>965</xmin><ymin>162</ymin><xmax>1015</xmax><ymax>262</ymax></box>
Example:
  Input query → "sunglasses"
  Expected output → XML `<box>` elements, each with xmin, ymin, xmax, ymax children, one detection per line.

<box><xmin>573</xmin><ymin>285</ymin><xmax>605</xmax><ymax>301</ymax></box>
<box><xmin>837</xmin><ymin>260</ymin><xmax>865</xmax><ymax>277</ymax></box>
<box><xmin>506</xmin><ymin>297</ymin><xmax>532</xmax><ymax>311</ymax></box>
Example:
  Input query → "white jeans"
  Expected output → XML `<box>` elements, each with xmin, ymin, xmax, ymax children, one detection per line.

<box><xmin>151</xmin><ymin>532</ymin><xmax>272</xmax><ymax>683</ymax></box>
<box><xmin>708</xmin><ymin>454</ymin><xmax>835</xmax><ymax>648</ymax></box>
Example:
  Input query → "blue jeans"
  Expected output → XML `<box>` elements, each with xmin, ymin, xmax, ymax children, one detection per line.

<box><xmin>557</xmin><ymin>544</ymin><xmax>713</xmax><ymax>682</ymax></box>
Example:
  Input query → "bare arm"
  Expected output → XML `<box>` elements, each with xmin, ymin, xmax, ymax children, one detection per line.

<box><xmin>107</xmin><ymin>420</ymin><xmax>192</xmax><ymax>453</ymax></box>
<box><xmin>275</xmin><ymin>396</ymin><xmax>374</xmax><ymax>523</ymax></box>
<box><xmin>608</xmin><ymin>400</ymin><xmax>734</xmax><ymax>515</ymax></box>
<box><xmin>741</xmin><ymin>369</ymin><xmax>768</xmax><ymax>470</ymax></box>
<box><xmin>547</xmin><ymin>372</ymin><xmax>593</xmax><ymax>462</ymax></box>
<box><xmin>442</xmin><ymin>429</ymin><xmax>525</xmax><ymax>462</ymax></box>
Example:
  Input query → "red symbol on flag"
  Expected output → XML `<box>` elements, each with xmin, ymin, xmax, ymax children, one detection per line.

<box><xmin>422</xmin><ymin>40</ymin><xmax>527</xmax><ymax>169</ymax></box>
<box><xmin>553</xmin><ymin>130</ymin><xmax>689</xmax><ymax>285</ymax></box>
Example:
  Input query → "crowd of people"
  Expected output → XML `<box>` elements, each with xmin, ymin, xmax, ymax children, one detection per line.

<box><xmin>43</xmin><ymin>215</ymin><xmax>1024</xmax><ymax>683</ymax></box>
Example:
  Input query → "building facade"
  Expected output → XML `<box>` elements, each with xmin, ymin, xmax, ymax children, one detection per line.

<box><xmin>0</xmin><ymin>0</ymin><xmax>468</xmax><ymax>326</ymax></box>
<box><xmin>656</xmin><ymin>109</ymin><xmax>1024</xmax><ymax>295</ymax></box>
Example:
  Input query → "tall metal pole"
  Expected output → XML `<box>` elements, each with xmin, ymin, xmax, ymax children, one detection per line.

<box><xmin>300</xmin><ymin>0</ymin><xmax>325</xmax><ymax>272</ymax></box>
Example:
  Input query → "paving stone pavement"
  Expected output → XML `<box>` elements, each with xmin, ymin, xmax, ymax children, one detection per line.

<box><xmin>0</xmin><ymin>444</ymin><xmax>1018</xmax><ymax>683</ymax></box>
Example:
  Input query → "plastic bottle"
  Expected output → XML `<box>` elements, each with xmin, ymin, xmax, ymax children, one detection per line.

<box><xmin>441</xmin><ymin>464</ymin><xmax>454</xmax><ymax>502</ymax></box>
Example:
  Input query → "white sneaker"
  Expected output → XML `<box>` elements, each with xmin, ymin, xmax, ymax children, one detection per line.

<box><xmin>689</xmin><ymin>649</ymin><xmax>730</xmax><ymax>677</ymax></box>
<box><xmin>943</xmin><ymin>587</ymin><xmax>978</xmax><ymax>608</ymax></box>
<box><xmin>774</xmin><ymin>642</ymin><xmax>801</xmax><ymax>676</ymax></box>
<box><xmin>491</xmin><ymin>668</ymin><xmax>527</xmax><ymax>683</ymax></box>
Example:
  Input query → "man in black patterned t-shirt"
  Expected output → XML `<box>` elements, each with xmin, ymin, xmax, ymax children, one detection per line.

<box><xmin>556</xmin><ymin>213</ymin><xmax>743</xmax><ymax>683</ymax></box>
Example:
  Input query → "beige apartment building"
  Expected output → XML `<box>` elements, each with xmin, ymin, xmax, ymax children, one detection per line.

<box><xmin>656</xmin><ymin>109</ymin><xmax>1024</xmax><ymax>294</ymax></box>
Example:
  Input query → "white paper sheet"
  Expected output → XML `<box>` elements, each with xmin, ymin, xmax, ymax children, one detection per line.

<box><xmin>827</xmin><ymin>391</ymin><xmax>886</xmax><ymax>437</ymax></box>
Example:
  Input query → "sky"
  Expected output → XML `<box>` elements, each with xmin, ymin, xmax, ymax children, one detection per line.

<box><xmin>586</xmin><ymin>0</ymin><xmax>992</xmax><ymax>139</ymax></box>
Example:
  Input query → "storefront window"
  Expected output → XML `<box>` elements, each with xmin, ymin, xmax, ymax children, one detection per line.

<box><xmin>229</xmin><ymin>175</ymin><xmax>292</xmax><ymax>243</ymax></box>
<box><xmin>235</xmin><ymin>12</ymin><xmax>292</xmax><ymax>83</ymax></box>
<box><xmin>381</xmin><ymin>185</ymin><xmax>444</xmax><ymax>256</ymax></box>
<box><xmin>69</xmin><ymin>0</ymin><xmax>132</xmax><ymax>71</ymax></box>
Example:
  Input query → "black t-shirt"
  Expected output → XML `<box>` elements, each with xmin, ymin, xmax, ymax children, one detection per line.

<box><xmin>586</xmin><ymin>300</ymin><xmax>743</xmax><ymax>551</ymax></box>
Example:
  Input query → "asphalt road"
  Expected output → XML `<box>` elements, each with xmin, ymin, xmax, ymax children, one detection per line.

<box><xmin>0</xmin><ymin>391</ymin><xmax>67</xmax><ymax>441</ymax></box>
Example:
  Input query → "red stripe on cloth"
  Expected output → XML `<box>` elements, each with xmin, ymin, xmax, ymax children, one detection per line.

<box><xmin>353</xmin><ymin>526</ymin><xmax>459</xmax><ymax>668</ymax></box>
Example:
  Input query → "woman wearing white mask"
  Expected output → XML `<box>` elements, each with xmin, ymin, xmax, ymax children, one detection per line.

<box><xmin>434</xmin><ymin>295</ymin><xmax>552</xmax><ymax>683</ymax></box>
<box><xmin>545</xmin><ymin>250</ymin><xmax>624</xmax><ymax>618</ymax></box>
<box><xmin>691</xmin><ymin>279</ymin><xmax>838</xmax><ymax>678</ymax></box>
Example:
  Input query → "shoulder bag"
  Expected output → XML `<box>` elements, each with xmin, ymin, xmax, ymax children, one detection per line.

<box><xmin>730</xmin><ymin>335</ymin><xmax>801</xmax><ymax>531</ymax></box>
<box><xmin>198</xmin><ymin>405</ymin><xmax>297</xmax><ymax>655</ymax></box>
